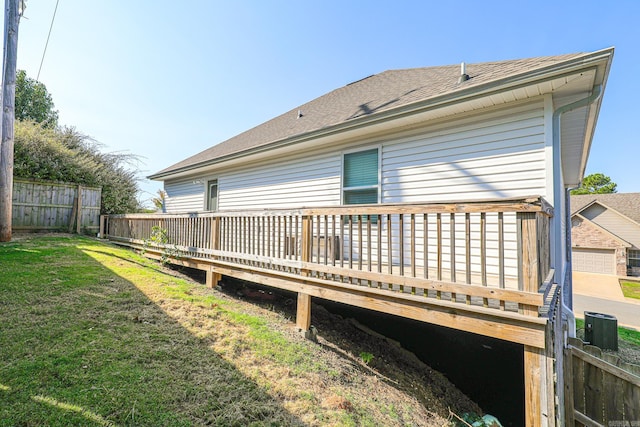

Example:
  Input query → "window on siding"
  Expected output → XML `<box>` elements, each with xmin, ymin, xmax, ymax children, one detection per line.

<box><xmin>343</xmin><ymin>148</ymin><xmax>379</xmax><ymax>222</ymax></box>
<box><xmin>207</xmin><ymin>180</ymin><xmax>218</xmax><ymax>211</ymax></box>
<box><xmin>343</xmin><ymin>149</ymin><xmax>379</xmax><ymax>203</ymax></box>
<box><xmin>629</xmin><ymin>250</ymin><xmax>640</xmax><ymax>268</ymax></box>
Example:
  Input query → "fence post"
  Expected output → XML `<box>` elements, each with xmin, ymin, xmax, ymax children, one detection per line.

<box><xmin>99</xmin><ymin>215</ymin><xmax>106</xmax><ymax>238</ymax></box>
<box><xmin>76</xmin><ymin>185</ymin><xmax>83</xmax><ymax>234</ymax></box>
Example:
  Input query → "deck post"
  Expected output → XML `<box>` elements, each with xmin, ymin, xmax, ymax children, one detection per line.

<box><xmin>207</xmin><ymin>216</ymin><xmax>222</xmax><ymax>288</ymax></box>
<box><xmin>206</xmin><ymin>270</ymin><xmax>221</xmax><ymax>289</ymax></box>
<box><xmin>520</xmin><ymin>212</ymin><xmax>547</xmax><ymax>426</ymax></box>
<box><xmin>301</xmin><ymin>214</ymin><xmax>312</xmax><ymax>274</ymax></box>
<box><xmin>524</xmin><ymin>345</ymin><xmax>547</xmax><ymax>426</ymax></box>
<box><xmin>296</xmin><ymin>292</ymin><xmax>317</xmax><ymax>341</ymax></box>
<box><xmin>297</xmin><ymin>215</ymin><xmax>315</xmax><ymax>339</ymax></box>
<box><xmin>518</xmin><ymin>212</ymin><xmax>540</xmax><ymax>314</ymax></box>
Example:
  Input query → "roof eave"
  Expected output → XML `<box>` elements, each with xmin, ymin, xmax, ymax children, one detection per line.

<box><xmin>149</xmin><ymin>48</ymin><xmax>615</xmax><ymax>181</ymax></box>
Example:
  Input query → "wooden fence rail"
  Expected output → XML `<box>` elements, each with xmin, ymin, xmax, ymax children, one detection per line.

<box><xmin>12</xmin><ymin>179</ymin><xmax>101</xmax><ymax>233</ymax></box>
<box><xmin>565</xmin><ymin>337</ymin><xmax>640</xmax><ymax>426</ymax></box>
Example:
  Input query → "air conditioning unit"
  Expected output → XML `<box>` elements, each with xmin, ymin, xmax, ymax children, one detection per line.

<box><xmin>584</xmin><ymin>311</ymin><xmax>618</xmax><ymax>351</ymax></box>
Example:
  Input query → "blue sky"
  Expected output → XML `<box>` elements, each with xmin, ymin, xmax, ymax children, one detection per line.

<box><xmin>15</xmin><ymin>1</ymin><xmax>640</xmax><ymax>205</ymax></box>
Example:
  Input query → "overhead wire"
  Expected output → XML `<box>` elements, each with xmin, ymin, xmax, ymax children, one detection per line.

<box><xmin>36</xmin><ymin>0</ymin><xmax>59</xmax><ymax>80</ymax></box>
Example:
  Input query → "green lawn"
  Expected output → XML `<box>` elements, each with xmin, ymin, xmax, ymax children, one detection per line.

<box><xmin>620</xmin><ymin>279</ymin><xmax>640</xmax><ymax>300</ymax></box>
<box><xmin>0</xmin><ymin>235</ymin><xmax>465</xmax><ymax>426</ymax></box>
<box><xmin>0</xmin><ymin>235</ymin><xmax>305</xmax><ymax>426</ymax></box>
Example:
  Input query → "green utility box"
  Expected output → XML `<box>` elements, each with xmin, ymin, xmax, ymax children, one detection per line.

<box><xmin>584</xmin><ymin>311</ymin><xmax>618</xmax><ymax>351</ymax></box>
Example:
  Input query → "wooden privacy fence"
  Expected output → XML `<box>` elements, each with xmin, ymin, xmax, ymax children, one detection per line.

<box><xmin>12</xmin><ymin>180</ymin><xmax>101</xmax><ymax>234</ymax></box>
<box><xmin>565</xmin><ymin>337</ymin><xmax>640</xmax><ymax>426</ymax></box>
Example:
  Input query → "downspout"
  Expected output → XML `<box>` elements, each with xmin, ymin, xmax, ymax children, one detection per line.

<box><xmin>552</xmin><ymin>84</ymin><xmax>602</xmax><ymax>335</ymax></box>
<box><xmin>565</xmin><ymin>186</ymin><xmax>578</xmax><ymax>303</ymax></box>
<box><xmin>551</xmin><ymin>87</ymin><xmax>601</xmax><ymax>427</ymax></box>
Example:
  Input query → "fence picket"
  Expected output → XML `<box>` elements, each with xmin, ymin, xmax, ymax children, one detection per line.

<box><xmin>565</xmin><ymin>338</ymin><xmax>640</xmax><ymax>426</ymax></box>
<box><xmin>583</xmin><ymin>345</ymin><xmax>604</xmax><ymax>424</ymax></box>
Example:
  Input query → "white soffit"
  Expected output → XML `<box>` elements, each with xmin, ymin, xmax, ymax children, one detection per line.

<box><xmin>552</xmin><ymin>70</ymin><xmax>598</xmax><ymax>186</ymax></box>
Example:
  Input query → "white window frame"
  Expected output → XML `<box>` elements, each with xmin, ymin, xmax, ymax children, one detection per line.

<box><xmin>629</xmin><ymin>249</ymin><xmax>640</xmax><ymax>268</ymax></box>
<box><xmin>205</xmin><ymin>179</ymin><xmax>218</xmax><ymax>212</ymax></box>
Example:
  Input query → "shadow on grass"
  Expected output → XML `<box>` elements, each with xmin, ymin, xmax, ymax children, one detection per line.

<box><xmin>0</xmin><ymin>236</ymin><xmax>303</xmax><ymax>426</ymax></box>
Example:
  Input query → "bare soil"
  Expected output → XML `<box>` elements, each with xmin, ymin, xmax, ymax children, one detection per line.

<box><xmin>187</xmin><ymin>272</ymin><xmax>483</xmax><ymax>423</ymax></box>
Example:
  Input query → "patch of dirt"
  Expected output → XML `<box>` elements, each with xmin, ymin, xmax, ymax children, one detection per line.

<box><xmin>207</xmin><ymin>276</ymin><xmax>482</xmax><ymax>422</ymax></box>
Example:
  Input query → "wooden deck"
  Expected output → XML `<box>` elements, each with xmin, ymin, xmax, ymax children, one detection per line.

<box><xmin>102</xmin><ymin>196</ymin><xmax>560</xmax><ymax>426</ymax></box>
<box><xmin>102</xmin><ymin>197</ymin><xmax>555</xmax><ymax>346</ymax></box>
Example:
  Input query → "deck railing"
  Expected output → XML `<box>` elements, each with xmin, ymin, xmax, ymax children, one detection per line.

<box><xmin>103</xmin><ymin>197</ymin><xmax>553</xmax><ymax>319</ymax></box>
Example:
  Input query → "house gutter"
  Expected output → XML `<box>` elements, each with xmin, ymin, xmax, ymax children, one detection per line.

<box><xmin>552</xmin><ymin>84</ymin><xmax>602</xmax><ymax>327</ymax></box>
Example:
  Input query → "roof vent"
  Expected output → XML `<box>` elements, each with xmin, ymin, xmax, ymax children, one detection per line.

<box><xmin>297</xmin><ymin>109</ymin><xmax>303</xmax><ymax>119</ymax></box>
<box><xmin>458</xmin><ymin>62</ymin><xmax>470</xmax><ymax>83</ymax></box>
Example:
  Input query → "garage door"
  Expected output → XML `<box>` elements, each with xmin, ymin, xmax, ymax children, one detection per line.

<box><xmin>572</xmin><ymin>248</ymin><xmax>615</xmax><ymax>274</ymax></box>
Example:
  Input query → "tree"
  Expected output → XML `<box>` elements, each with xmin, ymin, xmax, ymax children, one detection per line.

<box><xmin>151</xmin><ymin>189</ymin><xmax>167</xmax><ymax>212</ymax></box>
<box><xmin>15</xmin><ymin>70</ymin><xmax>58</xmax><ymax>127</ymax></box>
<box><xmin>570</xmin><ymin>173</ymin><xmax>617</xmax><ymax>195</ymax></box>
<box><xmin>14</xmin><ymin>120</ymin><xmax>141</xmax><ymax>214</ymax></box>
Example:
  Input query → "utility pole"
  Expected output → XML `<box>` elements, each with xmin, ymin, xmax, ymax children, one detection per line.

<box><xmin>0</xmin><ymin>0</ymin><xmax>22</xmax><ymax>242</ymax></box>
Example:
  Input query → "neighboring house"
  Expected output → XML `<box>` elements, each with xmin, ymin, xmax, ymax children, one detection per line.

<box><xmin>571</xmin><ymin>193</ymin><xmax>640</xmax><ymax>276</ymax></box>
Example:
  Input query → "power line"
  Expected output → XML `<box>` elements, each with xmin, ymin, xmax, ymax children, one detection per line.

<box><xmin>37</xmin><ymin>0</ymin><xmax>59</xmax><ymax>80</ymax></box>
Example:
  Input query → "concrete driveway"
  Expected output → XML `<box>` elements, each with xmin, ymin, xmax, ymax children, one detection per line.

<box><xmin>573</xmin><ymin>294</ymin><xmax>640</xmax><ymax>330</ymax></box>
<box><xmin>572</xmin><ymin>271</ymin><xmax>640</xmax><ymax>330</ymax></box>
<box><xmin>572</xmin><ymin>271</ymin><xmax>626</xmax><ymax>301</ymax></box>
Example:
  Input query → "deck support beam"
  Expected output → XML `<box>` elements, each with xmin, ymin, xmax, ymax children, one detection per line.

<box><xmin>296</xmin><ymin>292</ymin><xmax>312</xmax><ymax>332</ymax></box>
<box><xmin>524</xmin><ymin>345</ymin><xmax>547</xmax><ymax>427</ymax></box>
<box><xmin>206</xmin><ymin>270</ymin><xmax>221</xmax><ymax>288</ymax></box>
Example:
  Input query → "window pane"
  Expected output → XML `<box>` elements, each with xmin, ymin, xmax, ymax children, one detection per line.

<box><xmin>344</xmin><ymin>149</ymin><xmax>378</xmax><ymax>187</ymax></box>
<box><xmin>207</xmin><ymin>181</ymin><xmax>218</xmax><ymax>211</ymax></box>
<box><xmin>344</xmin><ymin>188</ymin><xmax>377</xmax><ymax>205</ymax></box>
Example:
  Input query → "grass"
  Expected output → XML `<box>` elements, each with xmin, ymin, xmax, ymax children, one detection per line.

<box><xmin>620</xmin><ymin>279</ymin><xmax>640</xmax><ymax>300</ymax></box>
<box><xmin>0</xmin><ymin>235</ymin><xmax>469</xmax><ymax>426</ymax></box>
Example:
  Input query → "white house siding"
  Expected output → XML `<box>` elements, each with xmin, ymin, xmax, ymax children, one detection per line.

<box><xmin>164</xmin><ymin>179</ymin><xmax>205</xmax><ymax>212</ymax></box>
<box><xmin>581</xmin><ymin>204</ymin><xmax>640</xmax><ymax>249</ymax></box>
<box><xmin>381</xmin><ymin>100</ymin><xmax>547</xmax><ymax>203</ymax></box>
<box><xmin>378</xmin><ymin>100</ymin><xmax>546</xmax><ymax>289</ymax></box>
<box><xmin>162</xmin><ymin>100</ymin><xmax>548</xmax><ymax>290</ymax></box>
<box><xmin>218</xmin><ymin>153</ymin><xmax>341</xmax><ymax>210</ymax></box>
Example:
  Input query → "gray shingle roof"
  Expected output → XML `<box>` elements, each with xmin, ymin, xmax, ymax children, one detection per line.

<box><xmin>152</xmin><ymin>52</ymin><xmax>586</xmax><ymax>178</ymax></box>
<box><xmin>571</xmin><ymin>193</ymin><xmax>640</xmax><ymax>223</ymax></box>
